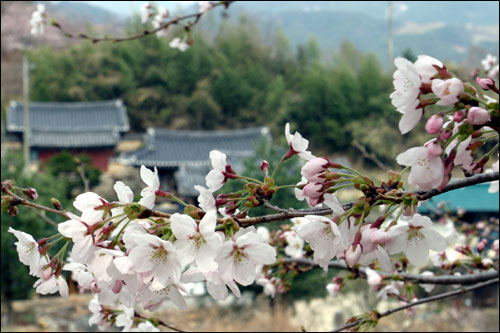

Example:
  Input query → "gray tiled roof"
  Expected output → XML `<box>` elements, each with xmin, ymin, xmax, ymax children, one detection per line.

<box><xmin>6</xmin><ymin>100</ymin><xmax>129</xmax><ymax>148</ymax></box>
<box><xmin>30</xmin><ymin>129</ymin><xmax>120</xmax><ymax>148</ymax></box>
<box><xmin>120</xmin><ymin>127</ymin><xmax>271</xmax><ymax>167</ymax></box>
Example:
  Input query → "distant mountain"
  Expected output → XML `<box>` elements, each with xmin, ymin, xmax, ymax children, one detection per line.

<box><xmin>206</xmin><ymin>1</ymin><xmax>499</xmax><ymax>66</ymax></box>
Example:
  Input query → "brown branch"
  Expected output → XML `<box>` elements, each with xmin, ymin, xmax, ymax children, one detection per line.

<box><xmin>284</xmin><ymin>258</ymin><xmax>499</xmax><ymax>285</ymax></box>
<box><xmin>50</xmin><ymin>1</ymin><xmax>234</xmax><ymax>44</ymax></box>
<box><xmin>237</xmin><ymin>172</ymin><xmax>499</xmax><ymax>226</ymax></box>
<box><xmin>2</xmin><ymin>186</ymin><xmax>70</xmax><ymax>219</ymax></box>
<box><xmin>75</xmin><ymin>158</ymin><xmax>90</xmax><ymax>193</ymax></box>
<box><xmin>353</xmin><ymin>140</ymin><xmax>391</xmax><ymax>171</ymax></box>
<box><xmin>332</xmin><ymin>278</ymin><xmax>499</xmax><ymax>332</ymax></box>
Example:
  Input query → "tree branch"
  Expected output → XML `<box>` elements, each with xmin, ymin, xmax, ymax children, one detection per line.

<box><xmin>332</xmin><ymin>278</ymin><xmax>499</xmax><ymax>332</ymax></box>
<box><xmin>238</xmin><ymin>172</ymin><xmax>499</xmax><ymax>226</ymax></box>
<box><xmin>283</xmin><ymin>258</ymin><xmax>499</xmax><ymax>285</ymax></box>
<box><xmin>352</xmin><ymin>140</ymin><xmax>391</xmax><ymax>171</ymax></box>
<box><xmin>50</xmin><ymin>1</ymin><xmax>234</xmax><ymax>44</ymax></box>
<box><xmin>2</xmin><ymin>186</ymin><xmax>70</xmax><ymax>219</ymax></box>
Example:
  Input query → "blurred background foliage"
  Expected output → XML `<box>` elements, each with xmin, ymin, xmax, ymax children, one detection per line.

<box><xmin>27</xmin><ymin>16</ymin><xmax>430</xmax><ymax>168</ymax></box>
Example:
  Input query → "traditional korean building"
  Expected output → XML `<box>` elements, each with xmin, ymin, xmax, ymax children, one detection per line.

<box><xmin>119</xmin><ymin>127</ymin><xmax>272</xmax><ymax>200</ymax></box>
<box><xmin>6</xmin><ymin>100</ymin><xmax>129</xmax><ymax>171</ymax></box>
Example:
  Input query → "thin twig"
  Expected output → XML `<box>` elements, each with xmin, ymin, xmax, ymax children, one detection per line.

<box><xmin>134</xmin><ymin>312</ymin><xmax>186</xmax><ymax>332</ymax></box>
<box><xmin>284</xmin><ymin>258</ymin><xmax>499</xmax><ymax>285</ymax></box>
<box><xmin>332</xmin><ymin>278</ymin><xmax>499</xmax><ymax>332</ymax></box>
<box><xmin>2</xmin><ymin>186</ymin><xmax>70</xmax><ymax>219</ymax></box>
<box><xmin>353</xmin><ymin>140</ymin><xmax>391</xmax><ymax>171</ymax></box>
<box><xmin>76</xmin><ymin>159</ymin><xmax>90</xmax><ymax>193</ymax></box>
<box><xmin>51</xmin><ymin>1</ymin><xmax>234</xmax><ymax>44</ymax></box>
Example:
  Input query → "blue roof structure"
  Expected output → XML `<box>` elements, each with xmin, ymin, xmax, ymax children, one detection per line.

<box><xmin>419</xmin><ymin>182</ymin><xmax>499</xmax><ymax>213</ymax></box>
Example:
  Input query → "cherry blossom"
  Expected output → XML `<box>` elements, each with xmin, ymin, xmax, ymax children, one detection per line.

<box><xmin>128</xmin><ymin>234</ymin><xmax>182</xmax><ymax>290</ymax></box>
<box><xmin>131</xmin><ymin>321</ymin><xmax>160</xmax><ymax>332</ymax></box>
<box><xmin>293</xmin><ymin>215</ymin><xmax>345</xmax><ymax>271</ymax></box>
<box><xmin>396</xmin><ymin>146</ymin><xmax>444</xmax><ymax>190</ymax></box>
<box><xmin>152</xmin><ymin>7</ymin><xmax>169</xmax><ymax>37</ymax></box>
<box><xmin>386</xmin><ymin>214</ymin><xmax>447</xmax><ymax>266</ymax></box>
<box><xmin>365</xmin><ymin>268</ymin><xmax>382</xmax><ymax>291</ymax></box>
<box><xmin>195</xmin><ymin>185</ymin><xmax>216</xmax><ymax>211</ymax></box>
<box><xmin>7</xmin><ymin>227</ymin><xmax>41</xmax><ymax>275</ymax></box>
<box><xmin>285</xmin><ymin>123</ymin><xmax>315</xmax><ymax>160</ymax></box>
<box><xmin>34</xmin><ymin>274</ymin><xmax>69</xmax><ymax>298</ymax></box>
<box><xmin>139</xmin><ymin>165</ymin><xmax>160</xmax><ymax>209</ymax></box>
<box><xmin>284</xmin><ymin>233</ymin><xmax>305</xmax><ymax>258</ymax></box>
<box><xmin>206</xmin><ymin>150</ymin><xmax>228</xmax><ymax>192</ymax></box>
<box><xmin>73</xmin><ymin>192</ymin><xmax>108</xmax><ymax>224</ymax></box>
<box><xmin>414</xmin><ymin>55</ymin><xmax>443</xmax><ymax>83</ymax></box>
<box><xmin>170</xmin><ymin>210</ymin><xmax>221</xmax><ymax>272</ymax></box>
<box><xmin>216</xmin><ymin>227</ymin><xmax>276</xmax><ymax>286</ymax></box>
<box><xmin>390</xmin><ymin>57</ymin><xmax>423</xmax><ymax>134</ymax></box>
<box><xmin>30</xmin><ymin>4</ymin><xmax>46</xmax><ymax>36</ymax></box>
<box><xmin>198</xmin><ymin>1</ymin><xmax>214</xmax><ymax>13</ymax></box>
<box><xmin>487</xmin><ymin>160</ymin><xmax>499</xmax><ymax>193</ymax></box>
<box><xmin>141</xmin><ymin>2</ymin><xmax>154</xmax><ymax>24</ymax></box>
<box><xmin>169</xmin><ymin>37</ymin><xmax>190</xmax><ymax>52</ymax></box>
<box><xmin>481</xmin><ymin>54</ymin><xmax>497</xmax><ymax>71</ymax></box>
<box><xmin>432</xmin><ymin>78</ymin><xmax>464</xmax><ymax>106</ymax></box>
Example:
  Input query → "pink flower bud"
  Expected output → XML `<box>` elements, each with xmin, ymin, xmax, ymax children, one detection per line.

<box><xmin>260</xmin><ymin>160</ymin><xmax>270</xmax><ymax>174</ymax></box>
<box><xmin>476</xmin><ymin>221</ymin><xmax>485</xmax><ymax>229</ymax></box>
<box><xmin>476</xmin><ymin>239</ymin><xmax>487</xmax><ymax>253</ymax></box>
<box><xmin>24</xmin><ymin>188</ymin><xmax>38</xmax><ymax>200</ymax></box>
<box><xmin>453</xmin><ymin>110</ymin><xmax>465</xmax><ymax>122</ymax></box>
<box><xmin>345</xmin><ymin>244</ymin><xmax>362</xmax><ymax>267</ymax></box>
<box><xmin>301</xmin><ymin>157</ymin><xmax>329</xmax><ymax>182</ymax></box>
<box><xmin>476</xmin><ymin>77</ymin><xmax>496</xmax><ymax>90</ymax></box>
<box><xmin>42</xmin><ymin>266</ymin><xmax>52</xmax><ymax>280</ymax></box>
<box><xmin>438</xmin><ymin>130</ymin><xmax>452</xmax><ymax>141</ymax></box>
<box><xmin>467</xmin><ymin>107</ymin><xmax>490</xmax><ymax>125</ymax></box>
<box><xmin>425</xmin><ymin>115</ymin><xmax>444</xmax><ymax>134</ymax></box>
<box><xmin>425</xmin><ymin>140</ymin><xmax>443</xmax><ymax>157</ymax></box>
<box><xmin>302</xmin><ymin>183</ymin><xmax>323</xmax><ymax>198</ymax></box>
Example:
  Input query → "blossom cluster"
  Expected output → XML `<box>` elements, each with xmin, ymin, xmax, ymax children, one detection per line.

<box><xmin>390</xmin><ymin>55</ymin><xmax>499</xmax><ymax>191</ymax></box>
<box><xmin>4</xmin><ymin>54</ymin><xmax>498</xmax><ymax>331</ymax></box>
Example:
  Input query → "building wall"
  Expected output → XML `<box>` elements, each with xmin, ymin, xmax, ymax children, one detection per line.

<box><xmin>37</xmin><ymin>148</ymin><xmax>114</xmax><ymax>171</ymax></box>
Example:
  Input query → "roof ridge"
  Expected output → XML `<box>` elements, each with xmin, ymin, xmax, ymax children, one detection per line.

<box><xmin>9</xmin><ymin>99</ymin><xmax>123</xmax><ymax>108</ymax></box>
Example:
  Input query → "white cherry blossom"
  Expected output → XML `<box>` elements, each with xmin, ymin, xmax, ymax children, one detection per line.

<box><xmin>195</xmin><ymin>185</ymin><xmax>216</xmax><ymax>211</ymax></box>
<box><xmin>386</xmin><ymin>214</ymin><xmax>447</xmax><ymax>266</ymax></box>
<box><xmin>128</xmin><ymin>234</ymin><xmax>181</xmax><ymax>290</ymax></box>
<box><xmin>139</xmin><ymin>165</ymin><xmax>160</xmax><ymax>209</ymax></box>
<box><xmin>169</xmin><ymin>37</ymin><xmax>190</xmax><ymax>52</ymax></box>
<box><xmin>396</xmin><ymin>146</ymin><xmax>444</xmax><ymax>190</ymax></box>
<box><xmin>34</xmin><ymin>274</ymin><xmax>69</xmax><ymax>298</ymax></box>
<box><xmin>206</xmin><ymin>150</ymin><xmax>228</xmax><ymax>192</ymax></box>
<box><xmin>8</xmin><ymin>227</ymin><xmax>41</xmax><ymax>275</ymax></box>
<box><xmin>284</xmin><ymin>234</ymin><xmax>304</xmax><ymax>258</ymax></box>
<box><xmin>30</xmin><ymin>4</ymin><xmax>46</xmax><ymax>36</ymax></box>
<box><xmin>432</xmin><ymin>78</ymin><xmax>464</xmax><ymax>105</ymax></box>
<box><xmin>216</xmin><ymin>227</ymin><xmax>276</xmax><ymax>286</ymax></box>
<box><xmin>285</xmin><ymin>123</ymin><xmax>315</xmax><ymax>160</ymax></box>
<box><xmin>293</xmin><ymin>215</ymin><xmax>345</xmax><ymax>271</ymax></box>
<box><xmin>414</xmin><ymin>55</ymin><xmax>443</xmax><ymax>84</ymax></box>
<box><xmin>170</xmin><ymin>210</ymin><xmax>221</xmax><ymax>272</ymax></box>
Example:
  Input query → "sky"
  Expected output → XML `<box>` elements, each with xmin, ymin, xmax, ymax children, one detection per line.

<box><xmin>64</xmin><ymin>1</ymin><xmax>196</xmax><ymax>17</ymax></box>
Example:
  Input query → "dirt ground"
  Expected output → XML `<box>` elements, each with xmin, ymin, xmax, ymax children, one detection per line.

<box><xmin>1</xmin><ymin>292</ymin><xmax>498</xmax><ymax>332</ymax></box>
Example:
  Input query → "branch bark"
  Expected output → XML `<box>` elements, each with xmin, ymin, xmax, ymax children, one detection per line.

<box><xmin>238</xmin><ymin>172</ymin><xmax>499</xmax><ymax>226</ymax></box>
<box><xmin>332</xmin><ymin>278</ymin><xmax>499</xmax><ymax>332</ymax></box>
<box><xmin>50</xmin><ymin>1</ymin><xmax>234</xmax><ymax>44</ymax></box>
<box><xmin>283</xmin><ymin>258</ymin><xmax>499</xmax><ymax>285</ymax></box>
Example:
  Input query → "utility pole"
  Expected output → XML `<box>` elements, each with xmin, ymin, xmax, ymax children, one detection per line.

<box><xmin>387</xmin><ymin>1</ymin><xmax>394</xmax><ymax>67</ymax></box>
<box><xmin>22</xmin><ymin>53</ymin><xmax>31</xmax><ymax>174</ymax></box>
